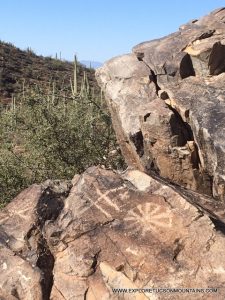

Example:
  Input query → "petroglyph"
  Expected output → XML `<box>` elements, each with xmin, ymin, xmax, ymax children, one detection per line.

<box><xmin>124</xmin><ymin>202</ymin><xmax>173</xmax><ymax>236</ymax></box>
<box><xmin>95</xmin><ymin>186</ymin><xmax>120</xmax><ymax>212</ymax></box>
<box><xmin>86</xmin><ymin>194</ymin><xmax>112</xmax><ymax>218</ymax></box>
<box><xmin>17</xmin><ymin>270</ymin><xmax>31</xmax><ymax>282</ymax></box>
<box><xmin>125</xmin><ymin>247</ymin><xmax>139</xmax><ymax>256</ymax></box>
<box><xmin>76</xmin><ymin>182</ymin><xmax>129</xmax><ymax>218</ymax></box>
<box><xmin>118</xmin><ymin>190</ymin><xmax>129</xmax><ymax>201</ymax></box>
<box><xmin>87</xmin><ymin>184</ymin><xmax>129</xmax><ymax>218</ymax></box>
<box><xmin>0</xmin><ymin>216</ymin><xmax>10</xmax><ymax>224</ymax></box>
<box><xmin>0</xmin><ymin>208</ymin><xmax>31</xmax><ymax>226</ymax></box>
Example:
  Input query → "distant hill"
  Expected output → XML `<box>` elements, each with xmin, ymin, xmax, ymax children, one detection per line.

<box><xmin>0</xmin><ymin>41</ymin><xmax>99</xmax><ymax>103</ymax></box>
<box><xmin>80</xmin><ymin>60</ymin><xmax>102</xmax><ymax>69</ymax></box>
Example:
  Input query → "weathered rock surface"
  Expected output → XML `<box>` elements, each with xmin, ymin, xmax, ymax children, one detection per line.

<box><xmin>0</xmin><ymin>181</ymin><xmax>71</xmax><ymax>300</ymax></box>
<box><xmin>1</xmin><ymin>166</ymin><xmax>225</xmax><ymax>299</ymax></box>
<box><xmin>2</xmin><ymin>8</ymin><xmax>225</xmax><ymax>300</ymax></box>
<box><xmin>96</xmin><ymin>8</ymin><xmax>225</xmax><ymax>201</ymax></box>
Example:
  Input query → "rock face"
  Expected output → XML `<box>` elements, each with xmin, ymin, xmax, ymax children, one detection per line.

<box><xmin>2</xmin><ymin>8</ymin><xmax>225</xmax><ymax>300</ymax></box>
<box><xmin>1</xmin><ymin>166</ymin><xmax>225</xmax><ymax>299</ymax></box>
<box><xmin>96</xmin><ymin>7</ymin><xmax>225</xmax><ymax>201</ymax></box>
<box><xmin>0</xmin><ymin>181</ymin><xmax>71</xmax><ymax>300</ymax></box>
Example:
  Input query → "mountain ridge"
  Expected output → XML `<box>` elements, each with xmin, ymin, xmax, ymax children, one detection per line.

<box><xmin>0</xmin><ymin>41</ymin><xmax>98</xmax><ymax>103</ymax></box>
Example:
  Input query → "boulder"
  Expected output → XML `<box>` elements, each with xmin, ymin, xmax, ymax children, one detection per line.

<box><xmin>2</xmin><ymin>8</ymin><xmax>225</xmax><ymax>300</ymax></box>
<box><xmin>96</xmin><ymin>8</ymin><xmax>225</xmax><ymax>201</ymax></box>
<box><xmin>1</xmin><ymin>166</ymin><xmax>225</xmax><ymax>299</ymax></box>
<box><xmin>0</xmin><ymin>180</ymin><xmax>71</xmax><ymax>299</ymax></box>
<box><xmin>0</xmin><ymin>244</ymin><xmax>42</xmax><ymax>300</ymax></box>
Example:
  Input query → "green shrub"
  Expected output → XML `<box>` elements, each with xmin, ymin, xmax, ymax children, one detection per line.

<box><xmin>0</xmin><ymin>77</ymin><xmax>125</xmax><ymax>208</ymax></box>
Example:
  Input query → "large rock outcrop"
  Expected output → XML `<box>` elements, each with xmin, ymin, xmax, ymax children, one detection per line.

<box><xmin>2</xmin><ymin>8</ymin><xmax>225</xmax><ymax>300</ymax></box>
<box><xmin>96</xmin><ymin>7</ymin><xmax>225</xmax><ymax>201</ymax></box>
<box><xmin>1</xmin><ymin>166</ymin><xmax>225</xmax><ymax>299</ymax></box>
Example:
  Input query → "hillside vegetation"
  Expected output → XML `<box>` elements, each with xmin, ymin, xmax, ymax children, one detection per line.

<box><xmin>0</xmin><ymin>41</ymin><xmax>125</xmax><ymax>208</ymax></box>
<box><xmin>0</xmin><ymin>40</ymin><xmax>98</xmax><ymax>101</ymax></box>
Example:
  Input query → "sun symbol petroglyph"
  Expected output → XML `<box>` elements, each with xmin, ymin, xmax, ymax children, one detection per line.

<box><xmin>124</xmin><ymin>202</ymin><xmax>173</xmax><ymax>236</ymax></box>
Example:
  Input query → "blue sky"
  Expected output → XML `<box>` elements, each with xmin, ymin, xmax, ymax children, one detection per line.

<box><xmin>0</xmin><ymin>0</ymin><xmax>224</xmax><ymax>63</ymax></box>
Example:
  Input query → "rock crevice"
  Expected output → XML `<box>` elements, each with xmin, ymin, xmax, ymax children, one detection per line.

<box><xmin>1</xmin><ymin>167</ymin><xmax>225</xmax><ymax>299</ymax></box>
<box><xmin>96</xmin><ymin>7</ymin><xmax>225</xmax><ymax>201</ymax></box>
<box><xmin>2</xmin><ymin>8</ymin><xmax>225</xmax><ymax>300</ymax></box>
<box><xmin>0</xmin><ymin>180</ymin><xmax>71</xmax><ymax>300</ymax></box>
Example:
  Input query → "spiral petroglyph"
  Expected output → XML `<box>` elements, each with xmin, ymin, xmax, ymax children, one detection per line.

<box><xmin>124</xmin><ymin>202</ymin><xmax>173</xmax><ymax>236</ymax></box>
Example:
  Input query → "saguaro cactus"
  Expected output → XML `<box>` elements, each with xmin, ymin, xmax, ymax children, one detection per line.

<box><xmin>70</xmin><ymin>55</ymin><xmax>78</xmax><ymax>97</ymax></box>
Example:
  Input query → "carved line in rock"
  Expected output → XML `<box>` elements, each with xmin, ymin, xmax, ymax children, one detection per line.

<box><xmin>124</xmin><ymin>202</ymin><xmax>173</xmax><ymax>237</ymax></box>
<box><xmin>76</xmin><ymin>183</ymin><xmax>130</xmax><ymax>219</ymax></box>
